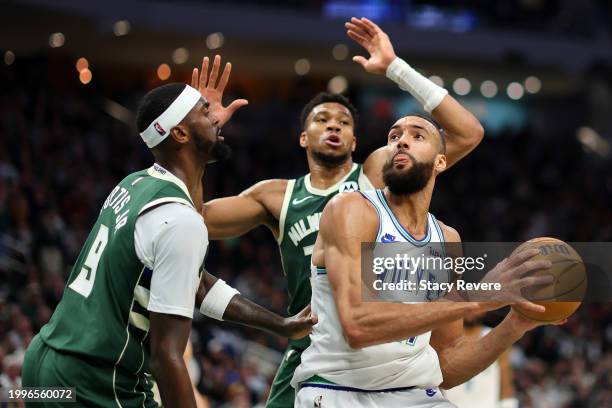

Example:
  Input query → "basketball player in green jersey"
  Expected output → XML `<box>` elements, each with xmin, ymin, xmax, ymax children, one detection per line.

<box><xmin>22</xmin><ymin>81</ymin><xmax>315</xmax><ymax>408</ymax></box>
<box><xmin>192</xmin><ymin>18</ymin><xmax>485</xmax><ymax>407</ymax></box>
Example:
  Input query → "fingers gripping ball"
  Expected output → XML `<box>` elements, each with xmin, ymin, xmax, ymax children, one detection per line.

<box><xmin>511</xmin><ymin>237</ymin><xmax>586</xmax><ymax>322</ymax></box>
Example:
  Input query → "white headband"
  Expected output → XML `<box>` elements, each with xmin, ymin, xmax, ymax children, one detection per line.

<box><xmin>140</xmin><ymin>85</ymin><xmax>202</xmax><ymax>148</ymax></box>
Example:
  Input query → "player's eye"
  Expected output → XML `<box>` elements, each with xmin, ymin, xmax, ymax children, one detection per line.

<box><xmin>389</xmin><ymin>134</ymin><xmax>400</xmax><ymax>140</ymax></box>
<box><xmin>415</xmin><ymin>134</ymin><xmax>424</xmax><ymax>140</ymax></box>
<box><xmin>317</xmin><ymin>118</ymin><xmax>327</xmax><ymax>123</ymax></box>
<box><xmin>340</xmin><ymin>121</ymin><xmax>349</xmax><ymax>126</ymax></box>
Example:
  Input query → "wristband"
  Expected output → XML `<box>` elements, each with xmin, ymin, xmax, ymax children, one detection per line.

<box><xmin>199</xmin><ymin>279</ymin><xmax>240</xmax><ymax>321</ymax></box>
<box><xmin>499</xmin><ymin>398</ymin><xmax>519</xmax><ymax>408</ymax></box>
<box><xmin>386</xmin><ymin>57</ymin><xmax>448</xmax><ymax>113</ymax></box>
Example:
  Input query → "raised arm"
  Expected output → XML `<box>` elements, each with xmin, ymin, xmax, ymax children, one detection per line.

<box><xmin>346</xmin><ymin>17</ymin><xmax>484</xmax><ymax>186</ymax></box>
<box><xmin>203</xmin><ymin>178</ymin><xmax>286</xmax><ymax>239</ymax></box>
<box><xmin>318</xmin><ymin>193</ymin><xmax>479</xmax><ymax>349</ymax></box>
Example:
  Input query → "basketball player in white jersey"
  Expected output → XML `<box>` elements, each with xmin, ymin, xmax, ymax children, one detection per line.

<box><xmin>445</xmin><ymin>311</ymin><xmax>518</xmax><ymax>408</ymax></box>
<box><xmin>291</xmin><ymin>113</ymin><xmax>563</xmax><ymax>407</ymax></box>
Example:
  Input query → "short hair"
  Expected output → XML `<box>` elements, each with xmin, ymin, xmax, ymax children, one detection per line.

<box><xmin>405</xmin><ymin>113</ymin><xmax>446</xmax><ymax>154</ymax></box>
<box><xmin>300</xmin><ymin>92</ymin><xmax>358</xmax><ymax>130</ymax></box>
<box><xmin>136</xmin><ymin>83</ymin><xmax>187</xmax><ymax>133</ymax></box>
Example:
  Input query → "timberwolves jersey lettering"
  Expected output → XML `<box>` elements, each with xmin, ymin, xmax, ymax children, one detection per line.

<box><xmin>292</xmin><ymin>189</ymin><xmax>448</xmax><ymax>391</ymax></box>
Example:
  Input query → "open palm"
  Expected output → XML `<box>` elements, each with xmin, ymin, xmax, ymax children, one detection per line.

<box><xmin>191</xmin><ymin>55</ymin><xmax>248</xmax><ymax>127</ymax></box>
<box><xmin>345</xmin><ymin>17</ymin><xmax>397</xmax><ymax>75</ymax></box>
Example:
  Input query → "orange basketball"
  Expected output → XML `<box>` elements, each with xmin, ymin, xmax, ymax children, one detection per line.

<box><xmin>511</xmin><ymin>237</ymin><xmax>586</xmax><ymax>322</ymax></box>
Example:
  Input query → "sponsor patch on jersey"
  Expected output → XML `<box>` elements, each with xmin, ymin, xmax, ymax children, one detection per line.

<box><xmin>339</xmin><ymin>181</ymin><xmax>358</xmax><ymax>192</ymax></box>
<box><xmin>154</xmin><ymin>121</ymin><xmax>166</xmax><ymax>136</ymax></box>
<box><xmin>425</xmin><ymin>388</ymin><xmax>437</xmax><ymax>397</ymax></box>
<box><xmin>381</xmin><ymin>233</ymin><xmax>396</xmax><ymax>242</ymax></box>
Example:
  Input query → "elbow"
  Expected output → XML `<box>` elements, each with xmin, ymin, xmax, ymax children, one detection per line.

<box><xmin>471</xmin><ymin>122</ymin><xmax>485</xmax><ymax>146</ymax></box>
<box><xmin>341</xmin><ymin>319</ymin><xmax>370</xmax><ymax>349</ymax></box>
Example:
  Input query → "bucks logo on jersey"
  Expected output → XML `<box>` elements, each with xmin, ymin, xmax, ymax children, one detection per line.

<box><xmin>277</xmin><ymin>163</ymin><xmax>373</xmax><ymax>332</ymax></box>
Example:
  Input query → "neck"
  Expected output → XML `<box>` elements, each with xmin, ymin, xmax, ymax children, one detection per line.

<box><xmin>306</xmin><ymin>152</ymin><xmax>354</xmax><ymax>190</ymax></box>
<box><xmin>155</xmin><ymin>152</ymin><xmax>205</xmax><ymax>213</ymax></box>
<box><xmin>383</xmin><ymin>180</ymin><xmax>435</xmax><ymax>239</ymax></box>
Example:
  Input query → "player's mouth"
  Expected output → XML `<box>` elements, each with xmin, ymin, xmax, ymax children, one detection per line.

<box><xmin>393</xmin><ymin>152</ymin><xmax>412</xmax><ymax>165</ymax></box>
<box><xmin>216</xmin><ymin>127</ymin><xmax>224</xmax><ymax>142</ymax></box>
<box><xmin>324</xmin><ymin>134</ymin><xmax>342</xmax><ymax>147</ymax></box>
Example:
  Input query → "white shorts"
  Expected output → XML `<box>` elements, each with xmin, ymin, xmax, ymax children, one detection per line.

<box><xmin>295</xmin><ymin>384</ymin><xmax>457</xmax><ymax>408</ymax></box>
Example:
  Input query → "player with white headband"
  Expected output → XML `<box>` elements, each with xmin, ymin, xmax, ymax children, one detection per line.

<box><xmin>22</xmin><ymin>59</ymin><xmax>316</xmax><ymax>408</ymax></box>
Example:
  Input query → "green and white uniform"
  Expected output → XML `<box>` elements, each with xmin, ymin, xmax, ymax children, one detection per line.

<box><xmin>23</xmin><ymin>164</ymin><xmax>206</xmax><ymax>407</ymax></box>
<box><xmin>266</xmin><ymin>163</ymin><xmax>373</xmax><ymax>407</ymax></box>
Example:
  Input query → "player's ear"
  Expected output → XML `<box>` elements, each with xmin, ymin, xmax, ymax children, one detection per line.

<box><xmin>434</xmin><ymin>153</ymin><xmax>447</xmax><ymax>174</ymax></box>
<box><xmin>170</xmin><ymin>125</ymin><xmax>189</xmax><ymax>145</ymax></box>
<box><xmin>299</xmin><ymin>131</ymin><xmax>308</xmax><ymax>148</ymax></box>
<box><xmin>351</xmin><ymin>135</ymin><xmax>356</xmax><ymax>153</ymax></box>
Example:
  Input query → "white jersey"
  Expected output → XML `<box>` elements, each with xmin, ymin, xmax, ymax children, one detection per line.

<box><xmin>292</xmin><ymin>189</ymin><xmax>450</xmax><ymax>391</ymax></box>
<box><xmin>445</xmin><ymin>327</ymin><xmax>501</xmax><ymax>408</ymax></box>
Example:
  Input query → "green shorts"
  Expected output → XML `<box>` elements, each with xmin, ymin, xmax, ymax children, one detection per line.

<box><xmin>22</xmin><ymin>334</ymin><xmax>157</xmax><ymax>408</ymax></box>
<box><xmin>266</xmin><ymin>345</ymin><xmax>304</xmax><ymax>408</ymax></box>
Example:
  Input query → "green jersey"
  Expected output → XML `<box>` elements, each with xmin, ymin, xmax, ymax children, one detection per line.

<box><xmin>277</xmin><ymin>163</ymin><xmax>373</xmax><ymax>348</ymax></box>
<box><xmin>40</xmin><ymin>164</ymin><xmax>196</xmax><ymax>376</ymax></box>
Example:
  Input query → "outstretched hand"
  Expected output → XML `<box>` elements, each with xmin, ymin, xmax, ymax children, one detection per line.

<box><xmin>191</xmin><ymin>55</ymin><xmax>248</xmax><ymax>128</ymax></box>
<box><xmin>345</xmin><ymin>17</ymin><xmax>397</xmax><ymax>75</ymax></box>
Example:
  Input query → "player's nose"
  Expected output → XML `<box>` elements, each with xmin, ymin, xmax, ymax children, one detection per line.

<box><xmin>397</xmin><ymin>132</ymin><xmax>411</xmax><ymax>149</ymax></box>
<box><xmin>326</xmin><ymin>121</ymin><xmax>341</xmax><ymax>133</ymax></box>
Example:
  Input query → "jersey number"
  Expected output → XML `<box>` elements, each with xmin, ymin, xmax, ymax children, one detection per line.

<box><xmin>69</xmin><ymin>224</ymin><xmax>109</xmax><ymax>298</ymax></box>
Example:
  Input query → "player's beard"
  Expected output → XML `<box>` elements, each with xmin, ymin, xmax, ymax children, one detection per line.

<box><xmin>311</xmin><ymin>148</ymin><xmax>350</xmax><ymax>168</ymax></box>
<box><xmin>382</xmin><ymin>152</ymin><xmax>434</xmax><ymax>195</ymax></box>
<box><xmin>194</xmin><ymin>129</ymin><xmax>232</xmax><ymax>164</ymax></box>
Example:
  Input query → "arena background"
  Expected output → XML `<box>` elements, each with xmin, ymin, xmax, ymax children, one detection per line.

<box><xmin>1</xmin><ymin>0</ymin><xmax>612</xmax><ymax>407</ymax></box>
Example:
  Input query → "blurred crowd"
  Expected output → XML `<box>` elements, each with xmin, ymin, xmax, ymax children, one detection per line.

<box><xmin>0</xmin><ymin>56</ymin><xmax>611</xmax><ymax>407</ymax></box>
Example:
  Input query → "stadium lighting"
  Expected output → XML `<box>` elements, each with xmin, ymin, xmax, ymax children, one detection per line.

<box><xmin>294</xmin><ymin>58</ymin><xmax>310</xmax><ymax>76</ymax></box>
<box><xmin>113</xmin><ymin>20</ymin><xmax>131</xmax><ymax>37</ymax></box>
<box><xmin>453</xmin><ymin>78</ymin><xmax>471</xmax><ymax>96</ymax></box>
<box><xmin>332</xmin><ymin>44</ymin><xmax>349</xmax><ymax>61</ymax></box>
<box><xmin>49</xmin><ymin>32</ymin><xmax>65</xmax><ymax>48</ymax></box>
<box><xmin>75</xmin><ymin>57</ymin><xmax>89</xmax><ymax>73</ymax></box>
<box><xmin>4</xmin><ymin>51</ymin><xmax>15</xmax><ymax>65</ymax></box>
<box><xmin>480</xmin><ymin>80</ymin><xmax>498</xmax><ymax>98</ymax></box>
<box><xmin>524</xmin><ymin>76</ymin><xmax>542</xmax><ymax>94</ymax></box>
<box><xmin>172</xmin><ymin>48</ymin><xmax>189</xmax><ymax>65</ymax></box>
<box><xmin>507</xmin><ymin>82</ymin><xmax>524</xmax><ymax>100</ymax></box>
<box><xmin>206</xmin><ymin>32</ymin><xmax>224</xmax><ymax>50</ymax></box>
<box><xmin>328</xmin><ymin>76</ymin><xmax>348</xmax><ymax>93</ymax></box>
<box><xmin>157</xmin><ymin>63</ymin><xmax>171</xmax><ymax>80</ymax></box>
<box><xmin>577</xmin><ymin>126</ymin><xmax>610</xmax><ymax>158</ymax></box>
<box><xmin>429</xmin><ymin>75</ymin><xmax>444</xmax><ymax>87</ymax></box>
<box><xmin>79</xmin><ymin>68</ymin><xmax>92</xmax><ymax>85</ymax></box>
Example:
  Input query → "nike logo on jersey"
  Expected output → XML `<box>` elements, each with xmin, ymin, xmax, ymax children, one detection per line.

<box><xmin>425</xmin><ymin>389</ymin><xmax>437</xmax><ymax>397</ymax></box>
<box><xmin>381</xmin><ymin>233</ymin><xmax>396</xmax><ymax>242</ymax></box>
<box><xmin>292</xmin><ymin>196</ymin><xmax>314</xmax><ymax>205</ymax></box>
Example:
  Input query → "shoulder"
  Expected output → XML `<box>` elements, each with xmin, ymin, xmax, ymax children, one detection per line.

<box><xmin>321</xmin><ymin>192</ymin><xmax>378</xmax><ymax>240</ymax></box>
<box><xmin>142</xmin><ymin>203</ymin><xmax>206</xmax><ymax>236</ymax></box>
<box><xmin>241</xmin><ymin>178</ymin><xmax>289</xmax><ymax>199</ymax></box>
<box><xmin>435</xmin><ymin>219</ymin><xmax>461</xmax><ymax>243</ymax></box>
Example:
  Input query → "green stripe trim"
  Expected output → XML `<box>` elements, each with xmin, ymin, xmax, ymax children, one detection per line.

<box><xmin>375</xmin><ymin>190</ymin><xmax>431</xmax><ymax>246</ymax></box>
<box><xmin>304</xmin><ymin>375</ymin><xmax>337</xmax><ymax>385</ymax></box>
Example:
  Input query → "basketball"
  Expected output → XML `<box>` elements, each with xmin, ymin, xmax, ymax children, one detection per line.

<box><xmin>511</xmin><ymin>237</ymin><xmax>586</xmax><ymax>322</ymax></box>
